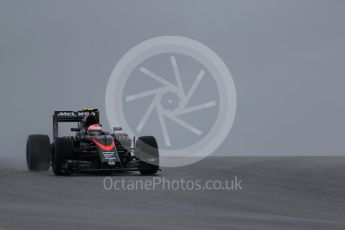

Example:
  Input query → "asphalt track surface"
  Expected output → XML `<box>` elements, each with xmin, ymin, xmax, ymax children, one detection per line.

<box><xmin>0</xmin><ymin>157</ymin><xmax>345</xmax><ymax>230</ymax></box>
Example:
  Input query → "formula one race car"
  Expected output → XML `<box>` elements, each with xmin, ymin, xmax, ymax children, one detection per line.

<box><xmin>26</xmin><ymin>108</ymin><xmax>160</xmax><ymax>176</ymax></box>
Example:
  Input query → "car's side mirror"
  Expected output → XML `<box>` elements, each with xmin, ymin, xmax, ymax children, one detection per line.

<box><xmin>113</xmin><ymin>127</ymin><xmax>122</xmax><ymax>132</ymax></box>
<box><xmin>71</xmin><ymin>128</ymin><xmax>80</xmax><ymax>132</ymax></box>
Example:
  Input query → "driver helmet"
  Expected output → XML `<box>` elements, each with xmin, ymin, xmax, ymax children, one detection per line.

<box><xmin>87</xmin><ymin>124</ymin><xmax>103</xmax><ymax>136</ymax></box>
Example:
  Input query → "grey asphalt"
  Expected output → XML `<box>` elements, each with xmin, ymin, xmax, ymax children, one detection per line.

<box><xmin>0</xmin><ymin>157</ymin><xmax>345</xmax><ymax>230</ymax></box>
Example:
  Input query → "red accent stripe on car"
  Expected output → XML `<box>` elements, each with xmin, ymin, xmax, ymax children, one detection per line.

<box><xmin>90</xmin><ymin>138</ymin><xmax>115</xmax><ymax>151</ymax></box>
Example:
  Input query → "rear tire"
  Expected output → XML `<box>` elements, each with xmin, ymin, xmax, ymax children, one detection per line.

<box><xmin>26</xmin><ymin>135</ymin><xmax>51</xmax><ymax>171</ymax></box>
<box><xmin>135</xmin><ymin>136</ymin><xmax>159</xmax><ymax>175</ymax></box>
<box><xmin>52</xmin><ymin>137</ymin><xmax>74</xmax><ymax>176</ymax></box>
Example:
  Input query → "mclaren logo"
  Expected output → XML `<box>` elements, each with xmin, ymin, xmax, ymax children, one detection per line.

<box><xmin>56</xmin><ymin>111</ymin><xmax>96</xmax><ymax>117</ymax></box>
<box><xmin>57</xmin><ymin>112</ymin><xmax>75</xmax><ymax>117</ymax></box>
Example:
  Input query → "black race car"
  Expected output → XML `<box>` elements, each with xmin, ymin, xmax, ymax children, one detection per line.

<box><xmin>26</xmin><ymin>108</ymin><xmax>160</xmax><ymax>175</ymax></box>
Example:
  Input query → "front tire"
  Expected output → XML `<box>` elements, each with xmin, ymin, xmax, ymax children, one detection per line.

<box><xmin>26</xmin><ymin>134</ymin><xmax>51</xmax><ymax>171</ymax></box>
<box><xmin>52</xmin><ymin>137</ymin><xmax>74</xmax><ymax>176</ymax></box>
<box><xmin>135</xmin><ymin>136</ymin><xmax>159</xmax><ymax>175</ymax></box>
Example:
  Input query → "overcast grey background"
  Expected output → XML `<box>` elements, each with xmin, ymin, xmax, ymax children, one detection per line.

<box><xmin>0</xmin><ymin>0</ymin><xmax>344</xmax><ymax>160</ymax></box>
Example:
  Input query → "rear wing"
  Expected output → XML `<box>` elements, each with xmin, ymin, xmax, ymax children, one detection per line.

<box><xmin>53</xmin><ymin>110</ymin><xmax>99</xmax><ymax>139</ymax></box>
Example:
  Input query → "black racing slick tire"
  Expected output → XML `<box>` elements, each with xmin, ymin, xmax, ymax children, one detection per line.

<box><xmin>52</xmin><ymin>137</ymin><xmax>74</xmax><ymax>176</ymax></box>
<box><xmin>135</xmin><ymin>136</ymin><xmax>159</xmax><ymax>175</ymax></box>
<box><xmin>26</xmin><ymin>134</ymin><xmax>51</xmax><ymax>171</ymax></box>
